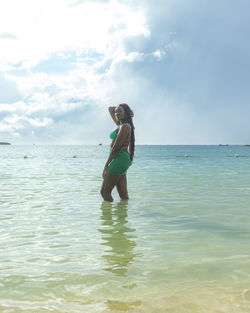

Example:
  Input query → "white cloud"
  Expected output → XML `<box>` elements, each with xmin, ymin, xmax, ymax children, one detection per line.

<box><xmin>0</xmin><ymin>0</ymin><xmax>149</xmax><ymax>71</ymax></box>
<box><xmin>152</xmin><ymin>50</ymin><xmax>166</xmax><ymax>60</ymax></box>
<box><xmin>1</xmin><ymin>114</ymin><xmax>52</xmax><ymax>129</ymax></box>
<box><xmin>2</xmin><ymin>0</ymin><xmax>248</xmax><ymax>144</ymax></box>
<box><xmin>0</xmin><ymin>114</ymin><xmax>52</xmax><ymax>139</ymax></box>
<box><xmin>0</xmin><ymin>0</ymin><xmax>151</xmax><ymax>142</ymax></box>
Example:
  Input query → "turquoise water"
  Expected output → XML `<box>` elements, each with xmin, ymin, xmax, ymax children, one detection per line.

<box><xmin>1</xmin><ymin>145</ymin><xmax>250</xmax><ymax>312</ymax></box>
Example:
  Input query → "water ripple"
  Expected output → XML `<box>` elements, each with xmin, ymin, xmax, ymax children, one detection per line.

<box><xmin>1</xmin><ymin>145</ymin><xmax>250</xmax><ymax>312</ymax></box>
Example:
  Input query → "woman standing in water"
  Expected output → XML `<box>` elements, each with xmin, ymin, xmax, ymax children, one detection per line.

<box><xmin>101</xmin><ymin>103</ymin><xmax>135</xmax><ymax>202</ymax></box>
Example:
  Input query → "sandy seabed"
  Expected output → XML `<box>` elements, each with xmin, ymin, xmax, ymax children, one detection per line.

<box><xmin>1</xmin><ymin>285</ymin><xmax>250</xmax><ymax>313</ymax></box>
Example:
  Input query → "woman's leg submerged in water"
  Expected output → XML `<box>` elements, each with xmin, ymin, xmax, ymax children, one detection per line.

<box><xmin>116</xmin><ymin>174</ymin><xmax>129</xmax><ymax>200</ymax></box>
<box><xmin>100</xmin><ymin>171</ymin><xmax>120</xmax><ymax>202</ymax></box>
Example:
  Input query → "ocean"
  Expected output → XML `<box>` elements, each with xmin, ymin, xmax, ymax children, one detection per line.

<box><xmin>1</xmin><ymin>145</ymin><xmax>250</xmax><ymax>312</ymax></box>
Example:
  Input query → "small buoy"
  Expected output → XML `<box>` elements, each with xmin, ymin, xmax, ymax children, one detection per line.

<box><xmin>73</xmin><ymin>155</ymin><xmax>77</xmax><ymax>158</ymax></box>
<box><xmin>24</xmin><ymin>155</ymin><xmax>28</xmax><ymax>159</ymax></box>
<box><xmin>184</xmin><ymin>154</ymin><xmax>189</xmax><ymax>158</ymax></box>
<box><xmin>235</xmin><ymin>154</ymin><xmax>239</xmax><ymax>158</ymax></box>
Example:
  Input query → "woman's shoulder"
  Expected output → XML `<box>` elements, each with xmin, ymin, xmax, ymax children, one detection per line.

<box><xmin>119</xmin><ymin>123</ymin><xmax>131</xmax><ymax>133</ymax></box>
<box><xmin>120</xmin><ymin>122</ymin><xmax>131</xmax><ymax>129</ymax></box>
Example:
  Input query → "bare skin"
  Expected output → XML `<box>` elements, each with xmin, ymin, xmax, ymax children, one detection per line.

<box><xmin>100</xmin><ymin>172</ymin><xmax>128</xmax><ymax>202</ymax></box>
<box><xmin>100</xmin><ymin>105</ymin><xmax>132</xmax><ymax>202</ymax></box>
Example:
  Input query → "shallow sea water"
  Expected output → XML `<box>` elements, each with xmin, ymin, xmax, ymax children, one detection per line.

<box><xmin>1</xmin><ymin>145</ymin><xmax>250</xmax><ymax>312</ymax></box>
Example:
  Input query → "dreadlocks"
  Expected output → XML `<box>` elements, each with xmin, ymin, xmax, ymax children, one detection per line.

<box><xmin>119</xmin><ymin>103</ymin><xmax>135</xmax><ymax>163</ymax></box>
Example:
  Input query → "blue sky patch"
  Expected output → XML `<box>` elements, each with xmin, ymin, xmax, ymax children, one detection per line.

<box><xmin>32</xmin><ymin>54</ymin><xmax>76</xmax><ymax>74</ymax></box>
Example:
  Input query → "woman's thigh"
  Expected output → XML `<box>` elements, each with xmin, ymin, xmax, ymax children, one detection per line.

<box><xmin>116</xmin><ymin>174</ymin><xmax>128</xmax><ymax>199</ymax></box>
<box><xmin>101</xmin><ymin>171</ymin><xmax>121</xmax><ymax>193</ymax></box>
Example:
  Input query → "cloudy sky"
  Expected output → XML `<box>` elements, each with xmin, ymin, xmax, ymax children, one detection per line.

<box><xmin>0</xmin><ymin>0</ymin><xmax>249</xmax><ymax>145</ymax></box>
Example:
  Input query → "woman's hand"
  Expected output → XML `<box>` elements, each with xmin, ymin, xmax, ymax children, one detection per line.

<box><xmin>102</xmin><ymin>164</ymin><xmax>108</xmax><ymax>178</ymax></box>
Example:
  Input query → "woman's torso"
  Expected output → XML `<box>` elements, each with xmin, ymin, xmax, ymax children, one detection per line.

<box><xmin>110</xmin><ymin>124</ymin><xmax>131</xmax><ymax>151</ymax></box>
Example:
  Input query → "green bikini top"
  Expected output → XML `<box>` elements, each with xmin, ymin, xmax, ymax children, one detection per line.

<box><xmin>109</xmin><ymin>122</ymin><xmax>129</xmax><ymax>140</ymax></box>
<box><xmin>110</xmin><ymin>128</ymin><xmax>118</xmax><ymax>140</ymax></box>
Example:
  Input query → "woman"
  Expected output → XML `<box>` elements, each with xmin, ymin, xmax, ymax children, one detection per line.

<box><xmin>100</xmin><ymin>103</ymin><xmax>135</xmax><ymax>202</ymax></box>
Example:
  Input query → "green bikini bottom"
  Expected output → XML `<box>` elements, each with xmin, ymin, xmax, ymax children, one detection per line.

<box><xmin>107</xmin><ymin>150</ymin><xmax>131</xmax><ymax>176</ymax></box>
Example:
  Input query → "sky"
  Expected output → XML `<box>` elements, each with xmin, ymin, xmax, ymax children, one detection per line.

<box><xmin>0</xmin><ymin>0</ymin><xmax>250</xmax><ymax>145</ymax></box>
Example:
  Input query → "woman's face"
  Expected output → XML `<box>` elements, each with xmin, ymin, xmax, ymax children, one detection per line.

<box><xmin>115</xmin><ymin>105</ymin><xmax>125</xmax><ymax>121</ymax></box>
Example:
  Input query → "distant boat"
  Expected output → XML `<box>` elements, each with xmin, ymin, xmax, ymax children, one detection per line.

<box><xmin>0</xmin><ymin>142</ymin><xmax>11</xmax><ymax>145</ymax></box>
<box><xmin>99</xmin><ymin>143</ymin><xmax>102</xmax><ymax>146</ymax></box>
<box><xmin>219</xmin><ymin>144</ymin><xmax>228</xmax><ymax>146</ymax></box>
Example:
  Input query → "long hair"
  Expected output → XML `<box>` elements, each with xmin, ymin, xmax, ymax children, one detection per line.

<box><xmin>119</xmin><ymin>103</ymin><xmax>135</xmax><ymax>163</ymax></box>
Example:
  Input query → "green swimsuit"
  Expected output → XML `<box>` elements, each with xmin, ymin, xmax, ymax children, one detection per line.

<box><xmin>107</xmin><ymin>128</ymin><xmax>131</xmax><ymax>176</ymax></box>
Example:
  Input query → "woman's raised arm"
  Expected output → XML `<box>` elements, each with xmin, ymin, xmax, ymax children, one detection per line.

<box><xmin>109</xmin><ymin>106</ymin><xmax>120</xmax><ymax>126</ymax></box>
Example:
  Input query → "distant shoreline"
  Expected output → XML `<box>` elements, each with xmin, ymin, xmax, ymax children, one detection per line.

<box><xmin>0</xmin><ymin>142</ymin><xmax>11</xmax><ymax>145</ymax></box>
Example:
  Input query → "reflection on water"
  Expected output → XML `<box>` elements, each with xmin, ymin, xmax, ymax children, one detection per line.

<box><xmin>99</xmin><ymin>200</ymin><xmax>137</xmax><ymax>276</ymax></box>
